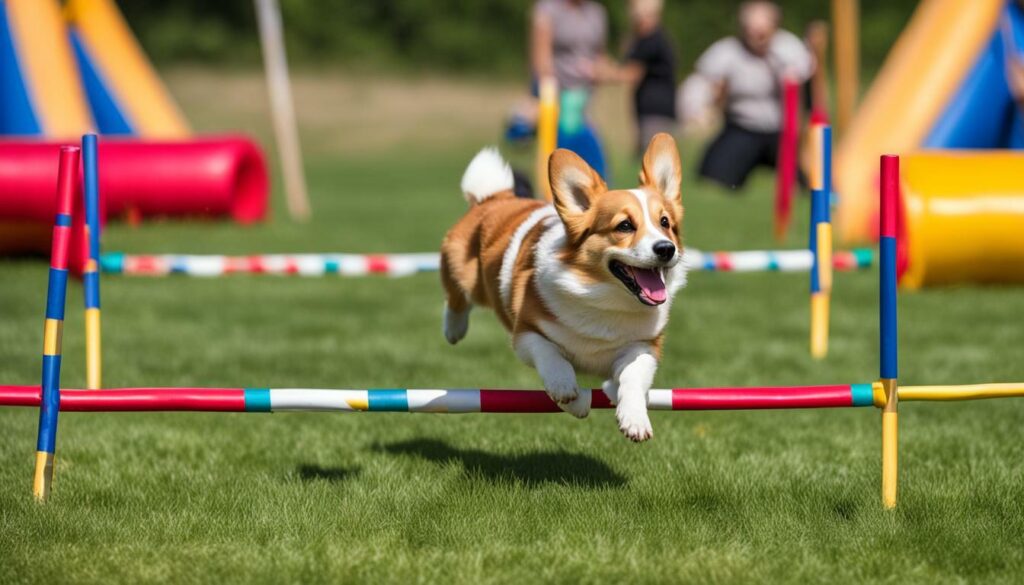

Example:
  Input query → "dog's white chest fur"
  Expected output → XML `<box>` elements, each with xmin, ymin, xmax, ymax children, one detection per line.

<box><xmin>528</xmin><ymin>215</ymin><xmax>685</xmax><ymax>377</ymax></box>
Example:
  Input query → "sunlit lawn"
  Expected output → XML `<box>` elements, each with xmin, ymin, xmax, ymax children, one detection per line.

<box><xmin>2</xmin><ymin>71</ymin><xmax>1023</xmax><ymax>584</ymax></box>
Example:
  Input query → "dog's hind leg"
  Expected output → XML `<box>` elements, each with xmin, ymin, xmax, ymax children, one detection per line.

<box><xmin>440</xmin><ymin>249</ymin><xmax>472</xmax><ymax>345</ymax></box>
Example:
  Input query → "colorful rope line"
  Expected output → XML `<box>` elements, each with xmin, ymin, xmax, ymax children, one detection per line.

<box><xmin>1</xmin><ymin>384</ymin><xmax>877</xmax><ymax>412</ymax></box>
<box><xmin>98</xmin><ymin>249</ymin><xmax>873</xmax><ymax>277</ymax></box>
<box><xmin>33</xmin><ymin>146</ymin><xmax>79</xmax><ymax>501</ymax></box>
<box><xmin>82</xmin><ymin>135</ymin><xmax>102</xmax><ymax>389</ymax></box>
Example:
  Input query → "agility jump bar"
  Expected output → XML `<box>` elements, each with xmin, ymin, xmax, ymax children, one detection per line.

<box><xmin>0</xmin><ymin>384</ymin><xmax>876</xmax><ymax>411</ymax></box>
<box><xmin>5</xmin><ymin>383</ymin><xmax>1023</xmax><ymax>413</ymax></box>
<box><xmin>100</xmin><ymin>252</ymin><xmax>441</xmax><ymax>277</ymax></box>
<box><xmin>98</xmin><ymin>249</ymin><xmax>873</xmax><ymax>277</ymax></box>
<box><xmin>688</xmin><ymin>248</ymin><xmax>870</xmax><ymax>273</ymax></box>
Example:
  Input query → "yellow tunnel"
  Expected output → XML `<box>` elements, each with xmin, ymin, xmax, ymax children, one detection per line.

<box><xmin>900</xmin><ymin>151</ymin><xmax>1024</xmax><ymax>289</ymax></box>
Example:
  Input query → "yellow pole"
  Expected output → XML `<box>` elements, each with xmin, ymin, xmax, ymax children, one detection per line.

<box><xmin>818</xmin><ymin>223</ymin><xmax>833</xmax><ymax>292</ymax></box>
<box><xmin>810</xmin><ymin>294</ymin><xmax>829</xmax><ymax>359</ymax></box>
<box><xmin>85</xmin><ymin>308</ymin><xmax>101</xmax><ymax>389</ymax></box>
<box><xmin>536</xmin><ymin>77</ymin><xmax>559</xmax><ymax>202</ymax></box>
<box><xmin>881</xmin><ymin>377</ymin><xmax>898</xmax><ymax>509</ymax></box>
<box><xmin>832</xmin><ymin>0</ymin><xmax>860</xmax><ymax>136</ymax></box>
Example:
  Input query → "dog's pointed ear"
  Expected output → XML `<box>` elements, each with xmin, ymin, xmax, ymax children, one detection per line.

<box><xmin>639</xmin><ymin>133</ymin><xmax>683</xmax><ymax>218</ymax></box>
<box><xmin>549</xmin><ymin>148</ymin><xmax>606</xmax><ymax>240</ymax></box>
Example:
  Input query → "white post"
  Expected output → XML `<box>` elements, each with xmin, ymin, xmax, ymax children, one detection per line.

<box><xmin>254</xmin><ymin>0</ymin><xmax>311</xmax><ymax>221</ymax></box>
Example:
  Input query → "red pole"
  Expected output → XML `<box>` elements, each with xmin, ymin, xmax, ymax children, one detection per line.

<box><xmin>774</xmin><ymin>78</ymin><xmax>801</xmax><ymax>242</ymax></box>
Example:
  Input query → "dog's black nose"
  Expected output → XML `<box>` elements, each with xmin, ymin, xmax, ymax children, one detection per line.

<box><xmin>653</xmin><ymin>241</ymin><xmax>676</xmax><ymax>261</ymax></box>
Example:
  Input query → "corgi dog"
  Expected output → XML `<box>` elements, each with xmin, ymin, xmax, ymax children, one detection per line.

<box><xmin>440</xmin><ymin>134</ymin><xmax>685</xmax><ymax>441</ymax></box>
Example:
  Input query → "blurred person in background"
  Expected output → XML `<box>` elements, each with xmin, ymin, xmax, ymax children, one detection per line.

<box><xmin>690</xmin><ymin>1</ymin><xmax>814</xmax><ymax>190</ymax></box>
<box><xmin>530</xmin><ymin>0</ymin><xmax>612</xmax><ymax>179</ymax></box>
<box><xmin>677</xmin><ymin>73</ymin><xmax>718</xmax><ymax>137</ymax></box>
<box><xmin>803</xmin><ymin>20</ymin><xmax>830</xmax><ymax>124</ymax></box>
<box><xmin>597</xmin><ymin>0</ymin><xmax>678</xmax><ymax>157</ymax></box>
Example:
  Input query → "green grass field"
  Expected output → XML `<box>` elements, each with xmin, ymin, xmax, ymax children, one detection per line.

<box><xmin>3</xmin><ymin>73</ymin><xmax>1024</xmax><ymax>584</ymax></box>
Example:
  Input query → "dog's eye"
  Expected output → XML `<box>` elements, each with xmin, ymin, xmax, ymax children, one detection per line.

<box><xmin>616</xmin><ymin>220</ymin><xmax>635</xmax><ymax>233</ymax></box>
<box><xmin>660</xmin><ymin>216</ymin><xmax>670</xmax><ymax>229</ymax></box>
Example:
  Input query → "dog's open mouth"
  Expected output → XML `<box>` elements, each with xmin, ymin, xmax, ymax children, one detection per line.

<box><xmin>609</xmin><ymin>260</ymin><xmax>667</xmax><ymax>306</ymax></box>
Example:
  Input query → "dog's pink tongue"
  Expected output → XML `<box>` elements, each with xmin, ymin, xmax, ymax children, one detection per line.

<box><xmin>633</xmin><ymin>268</ymin><xmax>667</xmax><ymax>303</ymax></box>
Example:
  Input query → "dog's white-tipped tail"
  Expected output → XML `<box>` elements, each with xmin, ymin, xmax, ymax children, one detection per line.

<box><xmin>461</xmin><ymin>147</ymin><xmax>514</xmax><ymax>204</ymax></box>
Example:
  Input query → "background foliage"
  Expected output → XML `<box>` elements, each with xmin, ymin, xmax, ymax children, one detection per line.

<box><xmin>121</xmin><ymin>0</ymin><xmax>919</xmax><ymax>75</ymax></box>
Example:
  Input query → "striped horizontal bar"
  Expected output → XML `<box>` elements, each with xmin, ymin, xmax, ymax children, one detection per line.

<box><xmin>100</xmin><ymin>252</ymin><xmax>442</xmax><ymax>277</ymax></box>
<box><xmin>6</xmin><ymin>383</ymin><xmax>1020</xmax><ymax>412</ymax></box>
<box><xmin>688</xmin><ymin>248</ymin><xmax>872</xmax><ymax>273</ymax></box>
<box><xmin>99</xmin><ymin>249</ymin><xmax>874</xmax><ymax>277</ymax></box>
<box><xmin>0</xmin><ymin>384</ymin><xmax>876</xmax><ymax>412</ymax></box>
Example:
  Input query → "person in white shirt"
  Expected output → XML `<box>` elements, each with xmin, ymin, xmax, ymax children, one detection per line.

<box><xmin>691</xmin><ymin>1</ymin><xmax>814</xmax><ymax>189</ymax></box>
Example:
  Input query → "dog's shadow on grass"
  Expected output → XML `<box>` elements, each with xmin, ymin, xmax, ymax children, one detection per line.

<box><xmin>296</xmin><ymin>464</ymin><xmax>361</xmax><ymax>483</ymax></box>
<box><xmin>376</xmin><ymin>439</ymin><xmax>627</xmax><ymax>489</ymax></box>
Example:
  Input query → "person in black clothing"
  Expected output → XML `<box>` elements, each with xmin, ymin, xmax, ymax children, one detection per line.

<box><xmin>597</xmin><ymin>0</ymin><xmax>678</xmax><ymax>155</ymax></box>
<box><xmin>626</xmin><ymin>0</ymin><xmax>677</xmax><ymax>154</ymax></box>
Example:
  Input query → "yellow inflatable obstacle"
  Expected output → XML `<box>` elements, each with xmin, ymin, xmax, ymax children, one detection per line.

<box><xmin>900</xmin><ymin>151</ymin><xmax>1024</xmax><ymax>289</ymax></box>
<box><xmin>834</xmin><ymin>0</ymin><xmax>1013</xmax><ymax>243</ymax></box>
<box><xmin>0</xmin><ymin>0</ymin><xmax>93</xmax><ymax>137</ymax></box>
<box><xmin>64</xmin><ymin>0</ymin><xmax>189</xmax><ymax>138</ymax></box>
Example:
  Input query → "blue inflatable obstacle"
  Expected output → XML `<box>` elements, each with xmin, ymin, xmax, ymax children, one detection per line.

<box><xmin>925</xmin><ymin>0</ymin><xmax>1024</xmax><ymax>148</ymax></box>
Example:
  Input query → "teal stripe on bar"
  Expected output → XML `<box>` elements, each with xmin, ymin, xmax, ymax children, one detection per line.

<box><xmin>853</xmin><ymin>248</ymin><xmax>874</xmax><ymax>268</ymax></box>
<box><xmin>367</xmin><ymin>389</ymin><xmax>408</xmax><ymax>411</ymax></box>
<box><xmin>851</xmin><ymin>383</ymin><xmax>875</xmax><ymax>407</ymax></box>
<box><xmin>99</xmin><ymin>252</ymin><xmax>125</xmax><ymax>273</ymax></box>
<box><xmin>244</xmin><ymin>388</ymin><xmax>272</xmax><ymax>412</ymax></box>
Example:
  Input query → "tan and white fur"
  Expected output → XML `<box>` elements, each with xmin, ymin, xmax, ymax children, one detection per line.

<box><xmin>441</xmin><ymin>134</ymin><xmax>685</xmax><ymax>441</ymax></box>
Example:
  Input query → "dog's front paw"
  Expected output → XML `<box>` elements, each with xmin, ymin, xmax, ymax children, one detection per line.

<box><xmin>616</xmin><ymin>402</ymin><xmax>653</xmax><ymax>442</ymax></box>
<box><xmin>542</xmin><ymin>370</ymin><xmax>579</xmax><ymax>405</ymax></box>
<box><xmin>443</xmin><ymin>304</ymin><xmax>470</xmax><ymax>345</ymax></box>
<box><xmin>559</xmin><ymin>390</ymin><xmax>591</xmax><ymax>419</ymax></box>
<box><xmin>601</xmin><ymin>379</ymin><xmax>619</xmax><ymax>405</ymax></box>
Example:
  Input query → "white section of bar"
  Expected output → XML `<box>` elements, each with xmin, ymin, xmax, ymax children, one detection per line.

<box><xmin>407</xmin><ymin>389</ymin><xmax>482</xmax><ymax>412</ymax></box>
<box><xmin>774</xmin><ymin>250</ymin><xmax>813</xmax><ymax>271</ymax></box>
<box><xmin>728</xmin><ymin>251</ymin><xmax>772</xmax><ymax>272</ymax></box>
<box><xmin>296</xmin><ymin>256</ymin><xmax>327</xmax><ymax>275</ymax></box>
<box><xmin>339</xmin><ymin>255</ymin><xmax>369</xmax><ymax>276</ymax></box>
<box><xmin>270</xmin><ymin>389</ymin><xmax>366</xmax><ymax>411</ymax></box>
<box><xmin>682</xmin><ymin>249</ymin><xmax>704</xmax><ymax>271</ymax></box>
<box><xmin>408</xmin><ymin>253</ymin><xmax>441</xmax><ymax>271</ymax></box>
<box><xmin>647</xmin><ymin>389</ymin><xmax>673</xmax><ymax>410</ymax></box>
<box><xmin>180</xmin><ymin>256</ymin><xmax>223</xmax><ymax>277</ymax></box>
<box><xmin>387</xmin><ymin>256</ymin><xmax>419</xmax><ymax>277</ymax></box>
